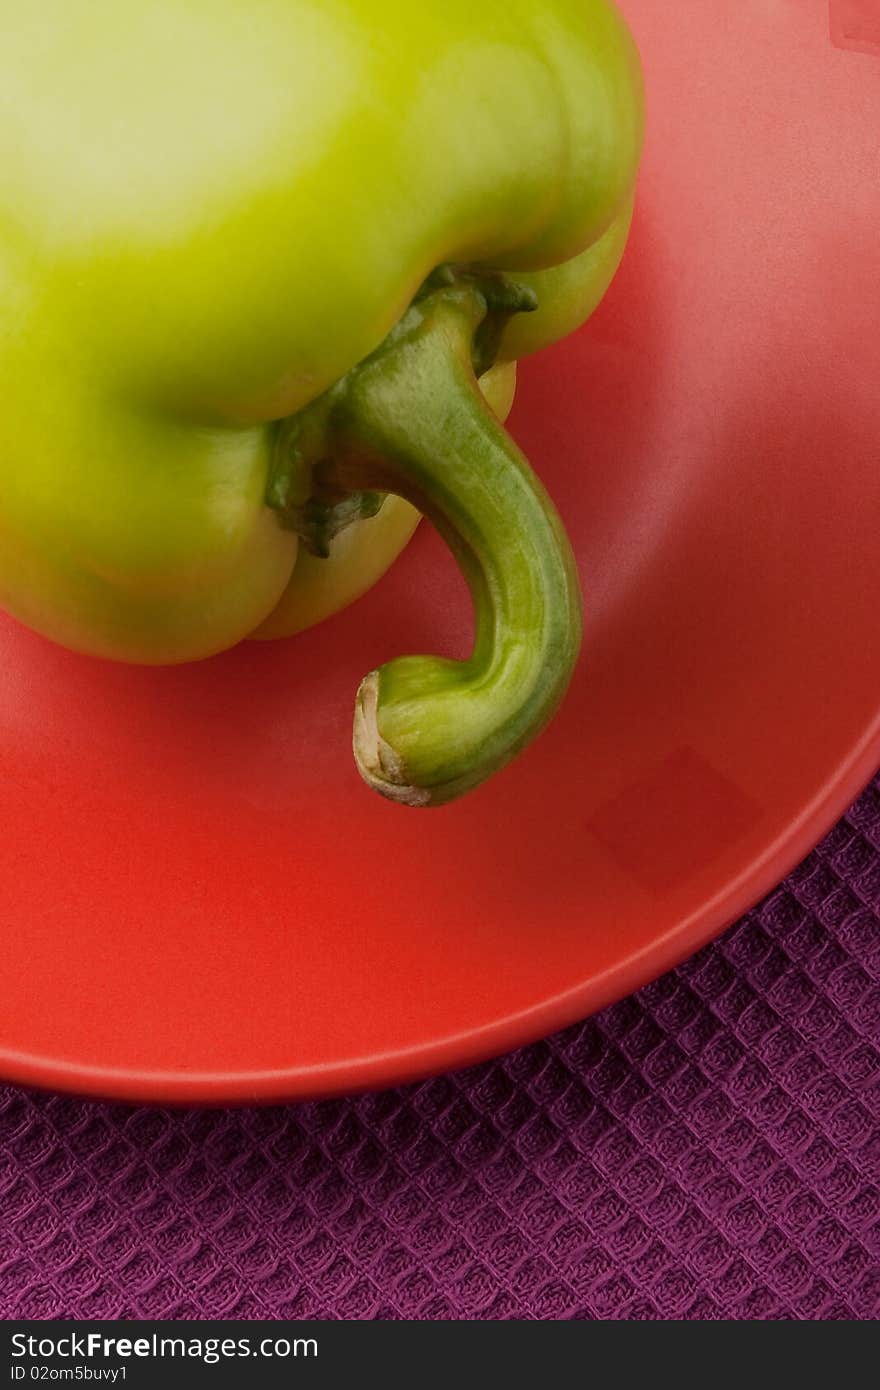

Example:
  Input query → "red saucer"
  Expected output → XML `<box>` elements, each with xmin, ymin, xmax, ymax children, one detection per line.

<box><xmin>1</xmin><ymin>0</ymin><xmax>878</xmax><ymax>1102</ymax></box>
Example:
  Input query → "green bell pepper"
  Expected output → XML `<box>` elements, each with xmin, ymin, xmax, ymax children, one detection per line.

<box><xmin>0</xmin><ymin>0</ymin><xmax>642</xmax><ymax>805</ymax></box>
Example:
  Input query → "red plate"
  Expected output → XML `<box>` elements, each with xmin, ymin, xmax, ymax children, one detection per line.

<box><xmin>1</xmin><ymin>0</ymin><xmax>879</xmax><ymax>1103</ymax></box>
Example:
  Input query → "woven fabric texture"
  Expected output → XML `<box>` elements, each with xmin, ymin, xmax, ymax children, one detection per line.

<box><xmin>1</xmin><ymin>773</ymin><xmax>878</xmax><ymax>1320</ymax></box>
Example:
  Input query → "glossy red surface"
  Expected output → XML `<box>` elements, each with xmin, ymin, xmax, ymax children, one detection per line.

<box><xmin>1</xmin><ymin>0</ymin><xmax>878</xmax><ymax>1102</ymax></box>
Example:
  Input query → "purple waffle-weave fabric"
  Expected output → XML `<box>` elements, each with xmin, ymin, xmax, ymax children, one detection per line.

<box><xmin>1</xmin><ymin>774</ymin><xmax>878</xmax><ymax>1320</ymax></box>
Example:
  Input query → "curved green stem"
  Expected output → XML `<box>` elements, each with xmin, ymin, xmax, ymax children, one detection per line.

<box><xmin>269</xmin><ymin>275</ymin><xmax>583</xmax><ymax>806</ymax></box>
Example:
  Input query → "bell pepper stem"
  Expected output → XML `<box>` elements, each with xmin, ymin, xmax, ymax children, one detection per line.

<box><xmin>270</xmin><ymin>276</ymin><xmax>583</xmax><ymax>806</ymax></box>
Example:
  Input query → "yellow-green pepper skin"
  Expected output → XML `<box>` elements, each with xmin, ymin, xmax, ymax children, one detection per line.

<box><xmin>0</xmin><ymin>0</ymin><xmax>642</xmax><ymax>803</ymax></box>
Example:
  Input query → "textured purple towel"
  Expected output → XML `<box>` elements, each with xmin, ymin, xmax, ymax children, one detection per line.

<box><xmin>1</xmin><ymin>773</ymin><xmax>878</xmax><ymax>1320</ymax></box>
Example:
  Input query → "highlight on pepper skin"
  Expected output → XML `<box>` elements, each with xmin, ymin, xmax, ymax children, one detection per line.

<box><xmin>0</xmin><ymin>0</ymin><xmax>643</xmax><ymax>806</ymax></box>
